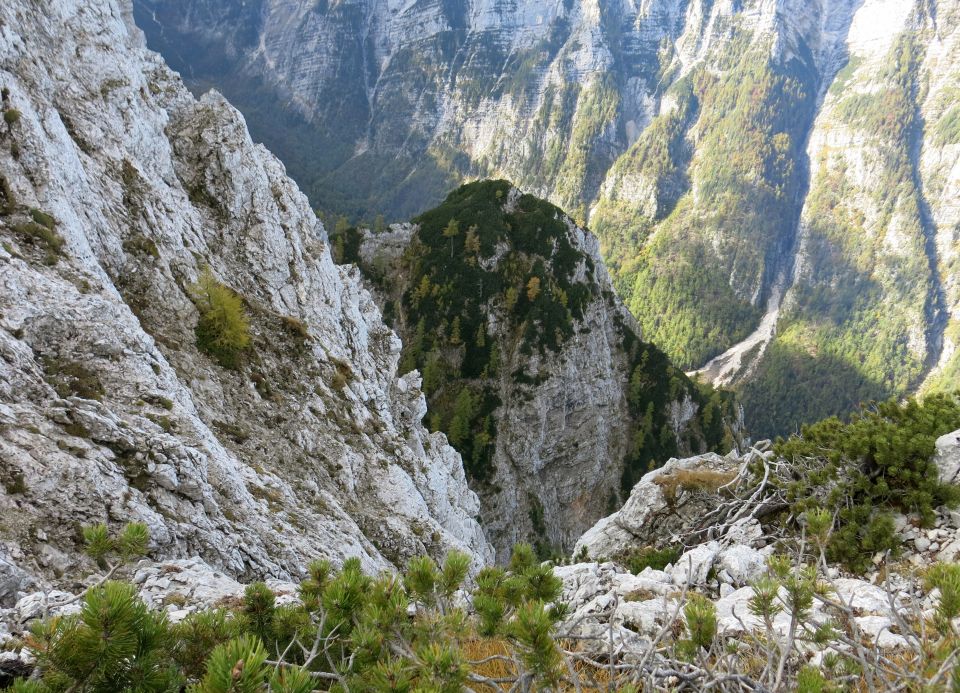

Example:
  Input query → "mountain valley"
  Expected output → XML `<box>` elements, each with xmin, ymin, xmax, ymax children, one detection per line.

<box><xmin>3</xmin><ymin>1</ymin><xmax>960</xmax><ymax>690</ymax></box>
<box><xmin>133</xmin><ymin>0</ymin><xmax>960</xmax><ymax>436</ymax></box>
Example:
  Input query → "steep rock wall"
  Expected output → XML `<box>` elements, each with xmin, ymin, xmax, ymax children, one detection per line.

<box><xmin>0</xmin><ymin>0</ymin><xmax>492</xmax><ymax>584</ymax></box>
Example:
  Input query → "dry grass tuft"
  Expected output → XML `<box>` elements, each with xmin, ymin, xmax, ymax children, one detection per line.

<box><xmin>654</xmin><ymin>468</ymin><xmax>738</xmax><ymax>505</ymax></box>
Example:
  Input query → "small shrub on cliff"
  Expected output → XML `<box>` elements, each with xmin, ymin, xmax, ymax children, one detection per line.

<box><xmin>772</xmin><ymin>392</ymin><xmax>960</xmax><ymax>571</ymax></box>
<box><xmin>41</xmin><ymin>357</ymin><xmax>104</xmax><ymax>401</ymax></box>
<box><xmin>622</xmin><ymin>544</ymin><xmax>682</xmax><ymax>574</ymax></box>
<box><xmin>28</xmin><ymin>208</ymin><xmax>56</xmax><ymax>230</ymax></box>
<box><xmin>12</xmin><ymin>220</ymin><xmax>64</xmax><ymax>265</ymax></box>
<box><xmin>190</xmin><ymin>269</ymin><xmax>251</xmax><ymax>369</ymax></box>
<box><xmin>0</xmin><ymin>174</ymin><xmax>16</xmax><ymax>215</ymax></box>
<box><xmin>3</xmin><ymin>108</ymin><xmax>21</xmax><ymax>126</ymax></box>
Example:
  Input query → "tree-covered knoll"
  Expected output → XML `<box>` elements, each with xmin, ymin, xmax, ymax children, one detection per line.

<box><xmin>332</xmin><ymin>180</ymin><xmax>737</xmax><ymax>502</ymax></box>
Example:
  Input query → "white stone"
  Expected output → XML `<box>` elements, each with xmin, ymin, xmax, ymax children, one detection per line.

<box><xmin>670</xmin><ymin>542</ymin><xmax>721</xmax><ymax>586</ymax></box>
<box><xmin>616</xmin><ymin>597</ymin><xmax>679</xmax><ymax>637</ymax></box>
<box><xmin>832</xmin><ymin>579</ymin><xmax>902</xmax><ymax>614</ymax></box>
<box><xmin>934</xmin><ymin>430</ymin><xmax>960</xmax><ymax>484</ymax></box>
<box><xmin>856</xmin><ymin>615</ymin><xmax>908</xmax><ymax>650</ymax></box>
<box><xmin>717</xmin><ymin>545</ymin><xmax>768</xmax><ymax>587</ymax></box>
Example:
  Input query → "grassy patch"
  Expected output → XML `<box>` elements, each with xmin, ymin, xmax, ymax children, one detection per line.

<box><xmin>122</xmin><ymin>233</ymin><xmax>160</xmax><ymax>260</ymax></box>
<box><xmin>13</xmin><ymin>220</ymin><xmax>65</xmax><ymax>265</ymax></box>
<box><xmin>654</xmin><ymin>468</ymin><xmax>738</xmax><ymax>506</ymax></box>
<box><xmin>41</xmin><ymin>358</ymin><xmax>105</xmax><ymax>401</ymax></box>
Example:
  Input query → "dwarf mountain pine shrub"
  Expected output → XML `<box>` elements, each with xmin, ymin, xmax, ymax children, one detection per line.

<box><xmin>14</xmin><ymin>543</ymin><xmax>569</xmax><ymax>692</ymax></box>
<box><xmin>771</xmin><ymin>392</ymin><xmax>960</xmax><ymax>571</ymax></box>
<box><xmin>14</xmin><ymin>525</ymin><xmax>960</xmax><ymax>691</ymax></box>
<box><xmin>190</xmin><ymin>269</ymin><xmax>251</xmax><ymax>369</ymax></box>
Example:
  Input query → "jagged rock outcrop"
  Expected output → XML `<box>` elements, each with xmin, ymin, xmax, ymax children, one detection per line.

<box><xmin>554</xmin><ymin>560</ymin><xmax>916</xmax><ymax>653</ymax></box>
<box><xmin>574</xmin><ymin>448</ymin><xmax>760</xmax><ymax>561</ymax></box>
<box><xmin>0</xmin><ymin>0</ymin><xmax>492</xmax><ymax>587</ymax></box>
<box><xmin>577</xmin><ymin>427</ymin><xmax>960</xmax><ymax>570</ymax></box>
<box><xmin>347</xmin><ymin>181</ymin><xmax>739</xmax><ymax>559</ymax></box>
<box><xmin>554</xmin><ymin>428</ymin><xmax>960</xmax><ymax>664</ymax></box>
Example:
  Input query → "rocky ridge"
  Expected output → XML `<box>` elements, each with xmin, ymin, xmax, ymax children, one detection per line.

<box><xmin>5</xmin><ymin>431</ymin><xmax>960</xmax><ymax>684</ymax></box>
<box><xmin>0</xmin><ymin>0</ymin><xmax>492</xmax><ymax>589</ymax></box>
<box><xmin>557</xmin><ymin>428</ymin><xmax>960</xmax><ymax>669</ymax></box>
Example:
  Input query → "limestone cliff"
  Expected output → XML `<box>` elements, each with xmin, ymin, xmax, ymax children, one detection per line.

<box><xmin>133</xmin><ymin>0</ymin><xmax>960</xmax><ymax>437</ymax></box>
<box><xmin>0</xmin><ymin>0</ymin><xmax>492</xmax><ymax>585</ymax></box>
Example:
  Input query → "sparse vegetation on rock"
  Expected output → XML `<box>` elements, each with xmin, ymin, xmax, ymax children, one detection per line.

<box><xmin>770</xmin><ymin>393</ymin><xmax>960</xmax><ymax>571</ymax></box>
<box><xmin>189</xmin><ymin>269</ymin><xmax>251</xmax><ymax>369</ymax></box>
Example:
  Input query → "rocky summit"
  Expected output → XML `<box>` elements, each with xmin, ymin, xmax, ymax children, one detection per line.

<box><xmin>346</xmin><ymin>180</ymin><xmax>740</xmax><ymax>558</ymax></box>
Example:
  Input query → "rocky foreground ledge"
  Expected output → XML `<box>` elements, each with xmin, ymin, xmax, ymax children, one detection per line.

<box><xmin>5</xmin><ymin>430</ymin><xmax>960</xmax><ymax>689</ymax></box>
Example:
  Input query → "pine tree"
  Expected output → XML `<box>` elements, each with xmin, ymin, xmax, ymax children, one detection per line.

<box><xmin>447</xmin><ymin>388</ymin><xmax>475</xmax><ymax>448</ymax></box>
<box><xmin>464</xmin><ymin>225</ymin><xmax>481</xmax><ymax>266</ymax></box>
<box><xmin>449</xmin><ymin>316</ymin><xmax>462</xmax><ymax>345</ymax></box>
<box><xmin>422</xmin><ymin>351</ymin><xmax>445</xmax><ymax>394</ymax></box>
<box><xmin>442</xmin><ymin>218</ymin><xmax>459</xmax><ymax>258</ymax></box>
<box><xmin>475</xmin><ymin>324</ymin><xmax>486</xmax><ymax>349</ymax></box>
<box><xmin>412</xmin><ymin>275</ymin><xmax>433</xmax><ymax>305</ymax></box>
<box><xmin>190</xmin><ymin>269</ymin><xmax>251</xmax><ymax>370</ymax></box>
<box><xmin>504</xmin><ymin>287</ymin><xmax>519</xmax><ymax>312</ymax></box>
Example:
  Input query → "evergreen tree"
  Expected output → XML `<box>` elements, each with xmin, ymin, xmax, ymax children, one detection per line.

<box><xmin>447</xmin><ymin>388</ymin><xmax>475</xmax><ymax>447</ymax></box>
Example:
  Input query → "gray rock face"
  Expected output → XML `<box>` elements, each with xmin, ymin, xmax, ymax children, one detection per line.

<box><xmin>0</xmin><ymin>550</ymin><xmax>34</xmax><ymax>609</ymax></box>
<box><xmin>574</xmin><ymin>450</ymin><xmax>749</xmax><ymax>560</ymax></box>
<box><xmin>934</xmin><ymin>429</ymin><xmax>960</xmax><ymax>484</ymax></box>
<box><xmin>0</xmin><ymin>0</ymin><xmax>492</xmax><ymax>584</ymax></box>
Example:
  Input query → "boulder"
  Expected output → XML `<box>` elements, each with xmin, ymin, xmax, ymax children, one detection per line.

<box><xmin>934</xmin><ymin>429</ymin><xmax>960</xmax><ymax>484</ymax></box>
<box><xmin>717</xmin><ymin>545</ymin><xmax>769</xmax><ymax>586</ymax></box>
<box><xmin>669</xmin><ymin>542</ymin><xmax>720</xmax><ymax>586</ymax></box>
<box><xmin>0</xmin><ymin>552</ymin><xmax>35</xmax><ymax>608</ymax></box>
<box><xmin>616</xmin><ymin>597</ymin><xmax>680</xmax><ymax>637</ymax></box>
<box><xmin>610</xmin><ymin>568</ymin><xmax>676</xmax><ymax>598</ymax></box>
<box><xmin>575</xmin><ymin>453</ymin><xmax>742</xmax><ymax>560</ymax></box>
<box><xmin>832</xmin><ymin>578</ymin><xmax>903</xmax><ymax>613</ymax></box>
<box><xmin>856</xmin><ymin>615</ymin><xmax>908</xmax><ymax>649</ymax></box>
<box><xmin>134</xmin><ymin>558</ymin><xmax>299</xmax><ymax>621</ymax></box>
